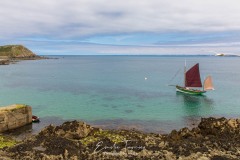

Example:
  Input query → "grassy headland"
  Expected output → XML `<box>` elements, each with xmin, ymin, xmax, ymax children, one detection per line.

<box><xmin>0</xmin><ymin>45</ymin><xmax>42</xmax><ymax>60</ymax></box>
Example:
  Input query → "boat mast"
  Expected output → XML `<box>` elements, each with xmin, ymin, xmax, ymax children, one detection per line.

<box><xmin>203</xmin><ymin>76</ymin><xmax>205</xmax><ymax>91</ymax></box>
<box><xmin>184</xmin><ymin>60</ymin><xmax>186</xmax><ymax>87</ymax></box>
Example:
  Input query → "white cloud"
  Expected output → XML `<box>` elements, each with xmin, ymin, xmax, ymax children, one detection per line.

<box><xmin>1</xmin><ymin>0</ymin><xmax>240</xmax><ymax>38</ymax></box>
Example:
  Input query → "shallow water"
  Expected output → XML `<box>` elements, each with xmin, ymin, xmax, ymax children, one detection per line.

<box><xmin>1</xmin><ymin>55</ymin><xmax>240</xmax><ymax>133</ymax></box>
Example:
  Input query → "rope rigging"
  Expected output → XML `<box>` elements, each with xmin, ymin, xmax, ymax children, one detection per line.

<box><xmin>167</xmin><ymin>68</ymin><xmax>181</xmax><ymax>86</ymax></box>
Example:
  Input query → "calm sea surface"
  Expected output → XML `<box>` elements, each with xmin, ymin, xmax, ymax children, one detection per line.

<box><xmin>1</xmin><ymin>55</ymin><xmax>240</xmax><ymax>133</ymax></box>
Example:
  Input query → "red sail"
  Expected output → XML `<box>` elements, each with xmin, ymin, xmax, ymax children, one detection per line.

<box><xmin>185</xmin><ymin>63</ymin><xmax>202</xmax><ymax>87</ymax></box>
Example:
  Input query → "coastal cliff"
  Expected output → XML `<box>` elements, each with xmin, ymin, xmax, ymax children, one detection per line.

<box><xmin>1</xmin><ymin>117</ymin><xmax>239</xmax><ymax>159</ymax></box>
<box><xmin>0</xmin><ymin>45</ymin><xmax>41</xmax><ymax>60</ymax></box>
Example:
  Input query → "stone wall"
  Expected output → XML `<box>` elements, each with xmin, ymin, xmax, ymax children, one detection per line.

<box><xmin>0</xmin><ymin>104</ymin><xmax>32</xmax><ymax>132</ymax></box>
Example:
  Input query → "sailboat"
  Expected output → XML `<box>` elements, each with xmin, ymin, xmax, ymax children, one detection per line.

<box><xmin>176</xmin><ymin>62</ymin><xmax>214</xmax><ymax>95</ymax></box>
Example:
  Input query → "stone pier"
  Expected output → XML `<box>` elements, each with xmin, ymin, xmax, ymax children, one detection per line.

<box><xmin>0</xmin><ymin>104</ymin><xmax>32</xmax><ymax>132</ymax></box>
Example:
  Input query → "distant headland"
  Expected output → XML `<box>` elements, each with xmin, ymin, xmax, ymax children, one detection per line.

<box><xmin>0</xmin><ymin>45</ymin><xmax>44</xmax><ymax>65</ymax></box>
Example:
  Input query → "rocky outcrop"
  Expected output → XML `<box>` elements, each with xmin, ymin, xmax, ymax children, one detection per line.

<box><xmin>0</xmin><ymin>59</ymin><xmax>10</xmax><ymax>65</ymax></box>
<box><xmin>166</xmin><ymin>117</ymin><xmax>240</xmax><ymax>159</ymax></box>
<box><xmin>1</xmin><ymin>117</ymin><xmax>240</xmax><ymax>159</ymax></box>
<box><xmin>0</xmin><ymin>104</ymin><xmax>32</xmax><ymax>132</ymax></box>
<box><xmin>39</xmin><ymin>121</ymin><xmax>94</xmax><ymax>140</ymax></box>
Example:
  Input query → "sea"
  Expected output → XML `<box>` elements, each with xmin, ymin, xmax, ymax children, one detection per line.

<box><xmin>1</xmin><ymin>55</ymin><xmax>240</xmax><ymax>134</ymax></box>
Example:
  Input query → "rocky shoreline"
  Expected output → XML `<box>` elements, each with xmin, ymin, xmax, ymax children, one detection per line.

<box><xmin>0</xmin><ymin>117</ymin><xmax>239</xmax><ymax>160</ymax></box>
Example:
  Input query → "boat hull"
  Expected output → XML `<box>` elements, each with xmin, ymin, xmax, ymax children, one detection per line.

<box><xmin>32</xmin><ymin>115</ymin><xmax>40</xmax><ymax>123</ymax></box>
<box><xmin>176</xmin><ymin>85</ymin><xmax>206</xmax><ymax>95</ymax></box>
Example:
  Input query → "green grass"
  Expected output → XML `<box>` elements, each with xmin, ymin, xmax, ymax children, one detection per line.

<box><xmin>0</xmin><ymin>46</ymin><xmax>12</xmax><ymax>52</ymax></box>
<box><xmin>0</xmin><ymin>135</ymin><xmax>17</xmax><ymax>149</ymax></box>
<box><xmin>0</xmin><ymin>45</ymin><xmax>35</xmax><ymax>57</ymax></box>
<box><xmin>9</xmin><ymin>104</ymin><xmax>28</xmax><ymax>112</ymax></box>
<box><xmin>80</xmin><ymin>130</ymin><xmax>125</xmax><ymax>146</ymax></box>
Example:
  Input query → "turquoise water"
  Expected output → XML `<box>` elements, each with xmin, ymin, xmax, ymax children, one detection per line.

<box><xmin>1</xmin><ymin>56</ymin><xmax>240</xmax><ymax>133</ymax></box>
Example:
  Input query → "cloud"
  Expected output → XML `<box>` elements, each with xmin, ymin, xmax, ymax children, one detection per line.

<box><xmin>1</xmin><ymin>0</ymin><xmax>240</xmax><ymax>54</ymax></box>
<box><xmin>1</xmin><ymin>0</ymin><xmax>240</xmax><ymax>37</ymax></box>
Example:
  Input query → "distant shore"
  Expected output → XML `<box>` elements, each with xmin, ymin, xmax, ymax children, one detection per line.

<box><xmin>0</xmin><ymin>117</ymin><xmax>239</xmax><ymax>160</ymax></box>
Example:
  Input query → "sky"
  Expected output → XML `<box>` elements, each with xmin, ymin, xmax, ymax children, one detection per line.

<box><xmin>1</xmin><ymin>0</ymin><xmax>240</xmax><ymax>55</ymax></box>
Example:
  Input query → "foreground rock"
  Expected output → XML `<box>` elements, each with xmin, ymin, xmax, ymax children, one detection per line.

<box><xmin>1</xmin><ymin>117</ymin><xmax>240</xmax><ymax>159</ymax></box>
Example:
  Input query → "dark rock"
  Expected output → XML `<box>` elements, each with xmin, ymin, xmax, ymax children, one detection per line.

<box><xmin>39</xmin><ymin>120</ymin><xmax>94</xmax><ymax>139</ymax></box>
<box><xmin>0</xmin><ymin>59</ymin><xmax>10</xmax><ymax>65</ymax></box>
<box><xmin>1</xmin><ymin>117</ymin><xmax>240</xmax><ymax>159</ymax></box>
<box><xmin>211</xmin><ymin>155</ymin><xmax>231</xmax><ymax>160</ymax></box>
